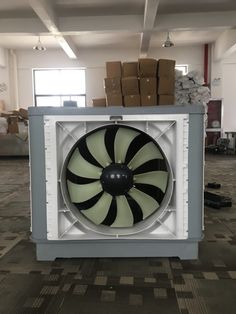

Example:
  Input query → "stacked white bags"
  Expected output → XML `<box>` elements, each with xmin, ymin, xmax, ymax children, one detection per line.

<box><xmin>175</xmin><ymin>70</ymin><xmax>211</xmax><ymax>105</ymax></box>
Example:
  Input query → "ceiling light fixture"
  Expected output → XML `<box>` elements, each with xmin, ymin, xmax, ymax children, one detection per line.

<box><xmin>162</xmin><ymin>31</ymin><xmax>174</xmax><ymax>48</ymax></box>
<box><xmin>33</xmin><ymin>36</ymin><xmax>46</xmax><ymax>51</ymax></box>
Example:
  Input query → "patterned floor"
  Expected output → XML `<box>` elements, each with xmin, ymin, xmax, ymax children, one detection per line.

<box><xmin>0</xmin><ymin>154</ymin><xmax>236</xmax><ymax>314</ymax></box>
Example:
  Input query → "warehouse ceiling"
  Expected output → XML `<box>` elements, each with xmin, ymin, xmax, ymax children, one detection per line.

<box><xmin>0</xmin><ymin>0</ymin><xmax>236</xmax><ymax>58</ymax></box>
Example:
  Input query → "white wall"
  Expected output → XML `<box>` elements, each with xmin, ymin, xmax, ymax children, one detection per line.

<box><xmin>148</xmin><ymin>45</ymin><xmax>204</xmax><ymax>74</ymax></box>
<box><xmin>211</xmin><ymin>49</ymin><xmax>236</xmax><ymax>132</ymax></box>
<box><xmin>15</xmin><ymin>45</ymin><xmax>204</xmax><ymax>110</ymax></box>
<box><xmin>222</xmin><ymin>63</ymin><xmax>236</xmax><ymax>131</ymax></box>
<box><xmin>0</xmin><ymin>48</ymin><xmax>10</xmax><ymax>108</ymax></box>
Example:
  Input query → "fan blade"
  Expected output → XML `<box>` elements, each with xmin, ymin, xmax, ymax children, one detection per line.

<box><xmin>66</xmin><ymin>169</ymin><xmax>98</xmax><ymax>184</ymax></box>
<box><xmin>125</xmin><ymin>133</ymin><xmax>151</xmax><ymax>165</ymax></box>
<box><xmin>111</xmin><ymin>195</ymin><xmax>134</xmax><ymax>227</ymax></box>
<box><xmin>134</xmin><ymin>183</ymin><xmax>165</xmax><ymax>204</ymax></box>
<box><xmin>125</xmin><ymin>194</ymin><xmax>143</xmax><ymax>224</ymax></box>
<box><xmin>128</xmin><ymin>187</ymin><xmax>159</xmax><ymax>219</ymax></box>
<box><xmin>86</xmin><ymin>129</ymin><xmax>112</xmax><ymax>167</ymax></box>
<box><xmin>128</xmin><ymin>142</ymin><xmax>163</xmax><ymax>171</ymax></box>
<box><xmin>114</xmin><ymin>127</ymin><xmax>139</xmax><ymax>163</ymax></box>
<box><xmin>81</xmin><ymin>192</ymin><xmax>112</xmax><ymax>225</ymax></box>
<box><xmin>74</xmin><ymin>191</ymin><xmax>104</xmax><ymax>211</ymax></box>
<box><xmin>78</xmin><ymin>137</ymin><xmax>103</xmax><ymax>168</ymax></box>
<box><xmin>67</xmin><ymin>180</ymin><xmax>102</xmax><ymax>203</ymax></box>
<box><xmin>104</xmin><ymin>125</ymin><xmax>119</xmax><ymax>161</ymax></box>
<box><xmin>67</xmin><ymin>148</ymin><xmax>102</xmax><ymax>179</ymax></box>
<box><xmin>134</xmin><ymin>171</ymin><xmax>168</xmax><ymax>193</ymax></box>
<box><xmin>133</xmin><ymin>159</ymin><xmax>167</xmax><ymax>175</ymax></box>
<box><xmin>101</xmin><ymin>198</ymin><xmax>117</xmax><ymax>226</ymax></box>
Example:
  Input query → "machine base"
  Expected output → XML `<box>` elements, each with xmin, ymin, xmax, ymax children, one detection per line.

<box><xmin>34</xmin><ymin>239</ymin><xmax>199</xmax><ymax>261</ymax></box>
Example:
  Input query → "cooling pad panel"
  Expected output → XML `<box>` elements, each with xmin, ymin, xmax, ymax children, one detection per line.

<box><xmin>62</xmin><ymin>124</ymin><xmax>170</xmax><ymax>229</ymax></box>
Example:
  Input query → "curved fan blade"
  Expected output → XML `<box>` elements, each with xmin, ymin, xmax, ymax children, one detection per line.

<box><xmin>133</xmin><ymin>159</ymin><xmax>167</xmax><ymax>175</ymax></box>
<box><xmin>67</xmin><ymin>180</ymin><xmax>102</xmax><ymax>203</ymax></box>
<box><xmin>66</xmin><ymin>169</ymin><xmax>98</xmax><ymax>184</ymax></box>
<box><xmin>125</xmin><ymin>133</ymin><xmax>151</xmax><ymax>165</ymax></box>
<box><xmin>125</xmin><ymin>194</ymin><xmax>143</xmax><ymax>224</ymax></box>
<box><xmin>134</xmin><ymin>183</ymin><xmax>164</xmax><ymax>204</ymax></box>
<box><xmin>86</xmin><ymin>129</ymin><xmax>112</xmax><ymax>167</ymax></box>
<box><xmin>134</xmin><ymin>171</ymin><xmax>168</xmax><ymax>193</ymax></box>
<box><xmin>74</xmin><ymin>191</ymin><xmax>104</xmax><ymax>210</ymax></box>
<box><xmin>105</xmin><ymin>125</ymin><xmax>119</xmax><ymax>161</ymax></box>
<box><xmin>128</xmin><ymin>142</ymin><xmax>163</xmax><ymax>171</ymax></box>
<box><xmin>128</xmin><ymin>187</ymin><xmax>159</xmax><ymax>219</ymax></box>
<box><xmin>67</xmin><ymin>148</ymin><xmax>102</xmax><ymax>179</ymax></box>
<box><xmin>101</xmin><ymin>197</ymin><xmax>117</xmax><ymax>226</ymax></box>
<box><xmin>78</xmin><ymin>137</ymin><xmax>103</xmax><ymax>168</ymax></box>
<box><xmin>111</xmin><ymin>195</ymin><xmax>134</xmax><ymax>227</ymax></box>
<box><xmin>81</xmin><ymin>192</ymin><xmax>113</xmax><ymax>225</ymax></box>
<box><xmin>114</xmin><ymin>127</ymin><xmax>139</xmax><ymax>163</ymax></box>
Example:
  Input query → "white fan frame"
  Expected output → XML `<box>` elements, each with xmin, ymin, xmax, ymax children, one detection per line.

<box><xmin>43</xmin><ymin>113</ymin><xmax>189</xmax><ymax>241</ymax></box>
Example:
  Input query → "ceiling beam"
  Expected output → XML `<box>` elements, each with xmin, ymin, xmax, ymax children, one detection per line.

<box><xmin>214</xmin><ymin>29</ymin><xmax>236</xmax><ymax>60</ymax></box>
<box><xmin>29</xmin><ymin>0</ymin><xmax>79</xmax><ymax>59</ymax></box>
<box><xmin>0</xmin><ymin>11</ymin><xmax>236</xmax><ymax>34</ymax></box>
<box><xmin>140</xmin><ymin>0</ymin><xmax>160</xmax><ymax>57</ymax></box>
<box><xmin>154</xmin><ymin>11</ymin><xmax>236</xmax><ymax>31</ymax></box>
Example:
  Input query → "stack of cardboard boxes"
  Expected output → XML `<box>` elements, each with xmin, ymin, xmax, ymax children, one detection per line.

<box><xmin>0</xmin><ymin>108</ymin><xmax>28</xmax><ymax>134</ymax></box>
<box><xmin>157</xmin><ymin>59</ymin><xmax>176</xmax><ymax>105</ymax></box>
<box><xmin>92</xmin><ymin>58</ymin><xmax>176</xmax><ymax>107</ymax></box>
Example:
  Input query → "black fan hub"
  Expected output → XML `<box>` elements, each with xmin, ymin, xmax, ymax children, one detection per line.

<box><xmin>100</xmin><ymin>163</ymin><xmax>133</xmax><ymax>196</ymax></box>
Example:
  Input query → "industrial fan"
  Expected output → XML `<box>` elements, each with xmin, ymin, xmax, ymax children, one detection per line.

<box><xmin>29</xmin><ymin>106</ymin><xmax>204</xmax><ymax>260</ymax></box>
<box><xmin>61</xmin><ymin>125</ymin><xmax>170</xmax><ymax>232</ymax></box>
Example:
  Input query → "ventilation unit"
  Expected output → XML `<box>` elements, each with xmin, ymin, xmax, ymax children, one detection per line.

<box><xmin>29</xmin><ymin>105</ymin><xmax>204</xmax><ymax>260</ymax></box>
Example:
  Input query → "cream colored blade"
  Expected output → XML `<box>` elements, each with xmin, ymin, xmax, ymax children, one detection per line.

<box><xmin>67</xmin><ymin>148</ymin><xmax>102</xmax><ymax>179</ymax></box>
<box><xmin>128</xmin><ymin>187</ymin><xmax>159</xmax><ymax>219</ymax></box>
<box><xmin>114</xmin><ymin>127</ymin><xmax>139</xmax><ymax>163</ymax></box>
<box><xmin>111</xmin><ymin>195</ymin><xmax>134</xmax><ymax>228</ymax></box>
<box><xmin>134</xmin><ymin>171</ymin><xmax>168</xmax><ymax>193</ymax></box>
<box><xmin>81</xmin><ymin>192</ymin><xmax>112</xmax><ymax>225</ymax></box>
<box><xmin>128</xmin><ymin>142</ymin><xmax>163</xmax><ymax>170</ymax></box>
<box><xmin>86</xmin><ymin>129</ymin><xmax>112</xmax><ymax>167</ymax></box>
<box><xmin>67</xmin><ymin>180</ymin><xmax>102</xmax><ymax>203</ymax></box>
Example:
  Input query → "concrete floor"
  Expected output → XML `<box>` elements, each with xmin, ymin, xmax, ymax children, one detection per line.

<box><xmin>0</xmin><ymin>154</ymin><xmax>236</xmax><ymax>314</ymax></box>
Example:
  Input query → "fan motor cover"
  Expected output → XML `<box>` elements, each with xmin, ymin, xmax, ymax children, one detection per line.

<box><xmin>60</xmin><ymin>124</ymin><xmax>172</xmax><ymax>232</ymax></box>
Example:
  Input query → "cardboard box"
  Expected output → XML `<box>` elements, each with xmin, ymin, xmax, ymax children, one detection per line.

<box><xmin>158</xmin><ymin>77</ymin><xmax>175</xmax><ymax>95</ymax></box>
<box><xmin>92</xmin><ymin>98</ymin><xmax>106</xmax><ymax>107</ymax></box>
<box><xmin>138</xmin><ymin>58</ymin><xmax>157</xmax><ymax>77</ymax></box>
<box><xmin>122</xmin><ymin>62</ymin><xmax>138</xmax><ymax>77</ymax></box>
<box><xmin>7</xmin><ymin>116</ymin><xmax>19</xmax><ymax>134</ymax></box>
<box><xmin>121</xmin><ymin>77</ymin><xmax>139</xmax><ymax>95</ymax></box>
<box><xmin>140</xmin><ymin>78</ymin><xmax>157</xmax><ymax>94</ymax></box>
<box><xmin>158</xmin><ymin>95</ymin><xmax>175</xmax><ymax>106</ymax></box>
<box><xmin>106</xmin><ymin>94</ymin><xmax>123</xmax><ymax>106</ymax></box>
<box><xmin>1</xmin><ymin>111</ymin><xmax>14</xmax><ymax>118</ymax></box>
<box><xmin>19</xmin><ymin>108</ymin><xmax>29</xmax><ymax>120</ymax></box>
<box><xmin>0</xmin><ymin>100</ymin><xmax>5</xmax><ymax>111</ymax></box>
<box><xmin>158</xmin><ymin>59</ymin><xmax>176</xmax><ymax>77</ymax></box>
<box><xmin>141</xmin><ymin>94</ymin><xmax>157</xmax><ymax>106</ymax></box>
<box><xmin>104</xmin><ymin>78</ymin><xmax>121</xmax><ymax>94</ymax></box>
<box><xmin>124</xmin><ymin>95</ymin><xmax>141</xmax><ymax>107</ymax></box>
<box><xmin>106</xmin><ymin>61</ymin><xmax>122</xmax><ymax>78</ymax></box>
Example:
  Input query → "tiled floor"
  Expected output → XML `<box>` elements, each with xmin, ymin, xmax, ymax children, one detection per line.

<box><xmin>0</xmin><ymin>154</ymin><xmax>236</xmax><ymax>314</ymax></box>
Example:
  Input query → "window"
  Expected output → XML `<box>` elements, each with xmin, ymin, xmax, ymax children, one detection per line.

<box><xmin>33</xmin><ymin>69</ymin><xmax>86</xmax><ymax>107</ymax></box>
<box><xmin>175</xmin><ymin>65</ymin><xmax>188</xmax><ymax>75</ymax></box>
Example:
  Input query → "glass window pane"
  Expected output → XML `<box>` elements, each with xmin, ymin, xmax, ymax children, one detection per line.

<box><xmin>75</xmin><ymin>96</ymin><xmax>86</xmax><ymax>107</ymax></box>
<box><xmin>34</xmin><ymin>70</ymin><xmax>61</xmax><ymax>94</ymax></box>
<box><xmin>36</xmin><ymin>96</ymin><xmax>61</xmax><ymax>107</ymax></box>
<box><xmin>59</xmin><ymin>70</ymin><xmax>85</xmax><ymax>94</ymax></box>
<box><xmin>34</xmin><ymin>69</ymin><xmax>86</xmax><ymax>107</ymax></box>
